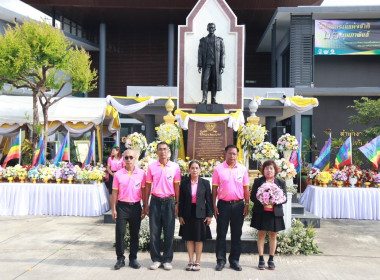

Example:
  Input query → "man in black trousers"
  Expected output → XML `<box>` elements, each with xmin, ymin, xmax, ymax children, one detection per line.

<box><xmin>111</xmin><ymin>149</ymin><xmax>147</xmax><ymax>270</ymax></box>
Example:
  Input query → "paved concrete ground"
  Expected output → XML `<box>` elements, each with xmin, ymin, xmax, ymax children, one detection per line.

<box><xmin>1</xmin><ymin>216</ymin><xmax>379</xmax><ymax>280</ymax></box>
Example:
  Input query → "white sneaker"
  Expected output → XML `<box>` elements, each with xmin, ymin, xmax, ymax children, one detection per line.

<box><xmin>163</xmin><ymin>262</ymin><xmax>173</xmax><ymax>270</ymax></box>
<box><xmin>150</xmin><ymin>262</ymin><xmax>161</xmax><ymax>270</ymax></box>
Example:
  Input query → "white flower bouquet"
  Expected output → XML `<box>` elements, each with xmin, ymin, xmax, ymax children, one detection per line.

<box><xmin>14</xmin><ymin>164</ymin><xmax>27</xmax><ymax>178</ymax></box>
<box><xmin>252</xmin><ymin>142</ymin><xmax>279</xmax><ymax>162</ymax></box>
<box><xmin>4</xmin><ymin>166</ymin><xmax>16</xmax><ymax>178</ymax></box>
<box><xmin>123</xmin><ymin>132</ymin><xmax>147</xmax><ymax>151</ymax></box>
<box><xmin>199</xmin><ymin>158</ymin><xmax>222</xmax><ymax>177</ymax></box>
<box><xmin>275</xmin><ymin>158</ymin><xmax>297</xmax><ymax>180</ymax></box>
<box><xmin>137</xmin><ymin>156</ymin><xmax>157</xmax><ymax>173</ymax></box>
<box><xmin>238</xmin><ymin>123</ymin><xmax>267</xmax><ymax>153</ymax></box>
<box><xmin>155</xmin><ymin>123</ymin><xmax>181</xmax><ymax>149</ymax></box>
<box><xmin>145</xmin><ymin>141</ymin><xmax>159</xmax><ymax>159</ymax></box>
<box><xmin>277</xmin><ymin>133</ymin><xmax>299</xmax><ymax>152</ymax></box>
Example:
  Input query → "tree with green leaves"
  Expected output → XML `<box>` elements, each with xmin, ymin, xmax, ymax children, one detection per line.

<box><xmin>0</xmin><ymin>20</ymin><xmax>97</xmax><ymax>163</ymax></box>
<box><xmin>349</xmin><ymin>97</ymin><xmax>380</xmax><ymax>140</ymax></box>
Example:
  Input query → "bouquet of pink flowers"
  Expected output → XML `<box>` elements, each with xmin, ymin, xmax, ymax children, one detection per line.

<box><xmin>256</xmin><ymin>182</ymin><xmax>286</xmax><ymax>206</ymax></box>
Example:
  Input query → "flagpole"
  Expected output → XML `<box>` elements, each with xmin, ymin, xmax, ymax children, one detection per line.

<box><xmin>18</xmin><ymin>128</ymin><xmax>21</xmax><ymax>165</ymax></box>
<box><xmin>299</xmin><ymin>132</ymin><xmax>302</xmax><ymax>194</ymax></box>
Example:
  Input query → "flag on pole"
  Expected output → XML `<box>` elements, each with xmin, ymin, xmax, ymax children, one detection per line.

<box><xmin>290</xmin><ymin>135</ymin><xmax>302</xmax><ymax>173</ymax></box>
<box><xmin>313</xmin><ymin>136</ymin><xmax>331</xmax><ymax>171</ymax></box>
<box><xmin>38</xmin><ymin>142</ymin><xmax>46</xmax><ymax>166</ymax></box>
<box><xmin>83</xmin><ymin>131</ymin><xmax>95</xmax><ymax>167</ymax></box>
<box><xmin>335</xmin><ymin>136</ymin><xmax>352</xmax><ymax>169</ymax></box>
<box><xmin>359</xmin><ymin>135</ymin><xmax>380</xmax><ymax>170</ymax></box>
<box><xmin>2</xmin><ymin>131</ymin><xmax>21</xmax><ymax>168</ymax></box>
<box><xmin>53</xmin><ymin>133</ymin><xmax>70</xmax><ymax>165</ymax></box>
<box><xmin>32</xmin><ymin>134</ymin><xmax>44</xmax><ymax>166</ymax></box>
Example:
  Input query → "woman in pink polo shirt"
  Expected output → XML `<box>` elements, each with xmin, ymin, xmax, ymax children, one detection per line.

<box><xmin>250</xmin><ymin>160</ymin><xmax>287</xmax><ymax>271</ymax></box>
<box><xmin>179</xmin><ymin>160</ymin><xmax>212</xmax><ymax>271</ymax></box>
<box><xmin>106</xmin><ymin>146</ymin><xmax>124</xmax><ymax>194</ymax></box>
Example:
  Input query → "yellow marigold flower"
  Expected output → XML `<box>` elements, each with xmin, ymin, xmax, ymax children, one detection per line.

<box><xmin>186</xmin><ymin>157</ymin><xmax>190</xmax><ymax>160</ymax></box>
<box><xmin>155</xmin><ymin>127</ymin><xmax>158</xmax><ymax>131</ymax></box>
<box><xmin>165</xmin><ymin>140</ymin><xmax>170</xmax><ymax>144</ymax></box>
<box><xmin>245</xmin><ymin>135</ymin><xmax>249</xmax><ymax>140</ymax></box>
<box><xmin>172</xmin><ymin>137</ymin><xmax>176</xmax><ymax>140</ymax></box>
<box><xmin>165</xmin><ymin>127</ymin><xmax>169</xmax><ymax>131</ymax></box>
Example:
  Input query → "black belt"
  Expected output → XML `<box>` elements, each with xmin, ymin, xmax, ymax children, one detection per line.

<box><xmin>151</xmin><ymin>195</ymin><xmax>174</xmax><ymax>201</ymax></box>
<box><xmin>118</xmin><ymin>201</ymin><xmax>139</xmax><ymax>206</ymax></box>
<box><xmin>220</xmin><ymin>199</ymin><xmax>244</xmax><ymax>204</ymax></box>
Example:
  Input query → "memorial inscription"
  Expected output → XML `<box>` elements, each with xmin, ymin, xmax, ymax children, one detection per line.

<box><xmin>187</xmin><ymin>119</ymin><xmax>233</xmax><ymax>160</ymax></box>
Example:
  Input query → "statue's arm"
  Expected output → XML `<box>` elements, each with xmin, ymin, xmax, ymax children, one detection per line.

<box><xmin>198</xmin><ymin>39</ymin><xmax>203</xmax><ymax>70</ymax></box>
<box><xmin>219</xmin><ymin>38</ymin><xmax>225</xmax><ymax>69</ymax></box>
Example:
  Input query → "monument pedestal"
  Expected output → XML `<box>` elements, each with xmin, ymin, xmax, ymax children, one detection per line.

<box><xmin>196</xmin><ymin>104</ymin><xmax>225</xmax><ymax>114</ymax></box>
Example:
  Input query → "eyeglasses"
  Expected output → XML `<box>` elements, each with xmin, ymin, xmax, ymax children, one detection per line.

<box><xmin>124</xmin><ymin>156</ymin><xmax>134</xmax><ymax>160</ymax></box>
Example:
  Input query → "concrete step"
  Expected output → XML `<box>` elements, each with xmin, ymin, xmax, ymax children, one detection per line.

<box><xmin>292</xmin><ymin>203</ymin><xmax>305</xmax><ymax>215</ymax></box>
<box><xmin>292</xmin><ymin>211</ymin><xmax>321</xmax><ymax>228</ymax></box>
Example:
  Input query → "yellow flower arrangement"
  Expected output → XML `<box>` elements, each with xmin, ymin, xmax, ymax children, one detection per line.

<box><xmin>156</xmin><ymin>123</ymin><xmax>181</xmax><ymax>150</ymax></box>
<box><xmin>238</xmin><ymin>124</ymin><xmax>267</xmax><ymax>154</ymax></box>
<box><xmin>317</xmin><ymin>171</ymin><xmax>332</xmax><ymax>186</ymax></box>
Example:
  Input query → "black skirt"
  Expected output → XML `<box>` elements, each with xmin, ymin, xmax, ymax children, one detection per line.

<box><xmin>250</xmin><ymin>211</ymin><xmax>285</xmax><ymax>232</ymax></box>
<box><xmin>179</xmin><ymin>204</ymin><xmax>212</xmax><ymax>241</ymax></box>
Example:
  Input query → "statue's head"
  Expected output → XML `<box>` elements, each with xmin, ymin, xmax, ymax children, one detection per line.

<box><xmin>207</xmin><ymin>23</ymin><xmax>216</xmax><ymax>34</ymax></box>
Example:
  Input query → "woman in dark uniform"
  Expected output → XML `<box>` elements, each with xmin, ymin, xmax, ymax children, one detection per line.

<box><xmin>178</xmin><ymin>160</ymin><xmax>212</xmax><ymax>271</ymax></box>
<box><xmin>250</xmin><ymin>160</ymin><xmax>287</xmax><ymax>271</ymax></box>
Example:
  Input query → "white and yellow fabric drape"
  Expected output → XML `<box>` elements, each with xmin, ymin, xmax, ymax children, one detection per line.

<box><xmin>174</xmin><ymin>109</ymin><xmax>245</xmax><ymax>131</ymax></box>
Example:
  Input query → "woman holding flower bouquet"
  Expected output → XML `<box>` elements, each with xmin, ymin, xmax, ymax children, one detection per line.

<box><xmin>106</xmin><ymin>147</ymin><xmax>124</xmax><ymax>194</ymax></box>
<box><xmin>250</xmin><ymin>160</ymin><xmax>287</xmax><ymax>271</ymax></box>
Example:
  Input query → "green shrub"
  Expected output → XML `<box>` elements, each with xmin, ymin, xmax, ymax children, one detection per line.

<box><xmin>277</xmin><ymin>219</ymin><xmax>322</xmax><ymax>255</ymax></box>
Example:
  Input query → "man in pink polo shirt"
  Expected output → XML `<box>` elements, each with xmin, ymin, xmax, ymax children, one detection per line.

<box><xmin>212</xmin><ymin>144</ymin><xmax>250</xmax><ymax>271</ymax></box>
<box><xmin>143</xmin><ymin>142</ymin><xmax>181</xmax><ymax>271</ymax></box>
<box><xmin>111</xmin><ymin>149</ymin><xmax>146</xmax><ymax>270</ymax></box>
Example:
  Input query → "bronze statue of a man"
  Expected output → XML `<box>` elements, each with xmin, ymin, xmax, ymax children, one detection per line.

<box><xmin>198</xmin><ymin>23</ymin><xmax>225</xmax><ymax>104</ymax></box>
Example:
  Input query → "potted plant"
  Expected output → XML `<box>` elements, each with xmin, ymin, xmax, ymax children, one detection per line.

<box><xmin>332</xmin><ymin>171</ymin><xmax>347</xmax><ymax>188</ymax></box>
<box><xmin>276</xmin><ymin>133</ymin><xmax>299</xmax><ymax>160</ymax></box>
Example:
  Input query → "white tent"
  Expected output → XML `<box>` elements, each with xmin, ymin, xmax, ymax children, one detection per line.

<box><xmin>0</xmin><ymin>95</ymin><xmax>120</xmax><ymax>137</ymax></box>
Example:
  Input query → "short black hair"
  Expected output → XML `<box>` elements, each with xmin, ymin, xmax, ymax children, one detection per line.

<box><xmin>157</xmin><ymin>141</ymin><xmax>171</xmax><ymax>151</ymax></box>
<box><xmin>225</xmin><ymin>144</ymin><xmax>239</xmax><ymax>153</ymax></box>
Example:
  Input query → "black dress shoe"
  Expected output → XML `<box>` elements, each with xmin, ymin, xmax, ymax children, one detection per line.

<box><xmin>129</xmin><ymin>259</ymin><xmax>141</xmax><ymax>269</ymax></box>
<box><xmin>114</xmin><ymin>259</ymin><xmax>125</xmax><ymax>270</ymax></box>
<box><xmin>230</xmin><ymin>262</ymin><xmax>242</xmax><ymax>271</ymax></box>
<box><xmin>215</xmin><ymin>263</ymin><xmax>225</xmax><ymax>271</ymax></box>
<box><xmin>267</xmin><ymin>260</ymin><xmax>275</xmax><ymax>270</ymax></box>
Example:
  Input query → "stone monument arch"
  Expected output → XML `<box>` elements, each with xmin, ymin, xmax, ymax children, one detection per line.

<box><xmin>178</xmin><ymin>0</ymin><xmax>245</xmax><ymax>111</ymax></box>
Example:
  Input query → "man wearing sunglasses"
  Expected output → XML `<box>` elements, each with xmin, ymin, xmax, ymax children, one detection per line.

<box><xmin>111</xmin><ymin>149</ymin><xmax>147</xmax><ymax>270</ymax></box>
<box><xmin>144</xmin><ymin>142</ymin><xmax>181</xmax><ymax>271</ymax></box>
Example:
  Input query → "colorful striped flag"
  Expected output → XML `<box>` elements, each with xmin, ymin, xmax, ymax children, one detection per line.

<box><xmin>335</xmin><ymin>136</ymin><xmax>352</xmax><ymax>169</ymax></box>
<box><xmin>32</xmin><ymin>134</ymin><xmax>44</xmax><ymax>167</ymax></box>
<box><xmin>38</xmin><ymin>142</ymin><xmax>46</xmax><ymax>166</ymax></box>
<box><xmin>313</xmin><ymin>136</ymin><xmax>331</xmax><ymax>171</ymax></box>
<box><xmin>83</xmin><ymin>131</ymin><xmax>95</xmax><ymax>167</ymax></box>
<box><xmin>290</xmin><ymin>135</ymin><xmax>302</xmax><ymax>173</ymax></box>
<box><xmin>53</xmin><ymin>133</ymin><xmax>70</xmax><ymax>165</ymax></box>
<box><xmin>2</xmin><ymin>131</ymin><xmax>21</xmax><ymax>168</ymax></box>
<box><xmin>359</xmin><ymin>135</ymin><xmax>380</xmax><ymax>170</ymax></box>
